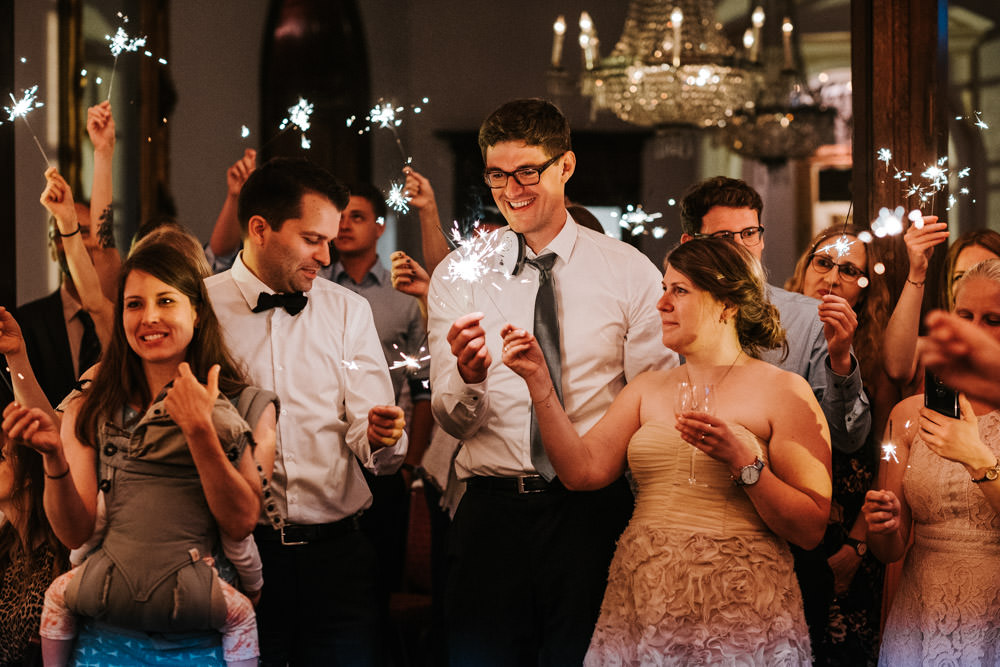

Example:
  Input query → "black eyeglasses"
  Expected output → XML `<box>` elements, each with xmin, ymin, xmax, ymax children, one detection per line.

<box><xmin>809</xmin><ymin>254</ymin><xmax>867</xmax><ymax>282</ymax></box>
<box><xmin>692</xmin><ymin>226</ymin><xmax>765</xmax><ymax>246</ymax></box>
<box><xmin>483</xmin><ymin>153</ymin><xmax>565</xmax><ymax>189</ymax></box>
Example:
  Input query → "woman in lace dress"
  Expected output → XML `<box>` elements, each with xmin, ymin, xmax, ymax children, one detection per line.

<box><xmin>864</xmin><ymin>258</ymin><xmax>1000</xmax><ymax>666</ymax></box>
<box><xmin>502</xmin><ymin>238</ymin><xmax>832</xmax><ymax>665</ymax></box>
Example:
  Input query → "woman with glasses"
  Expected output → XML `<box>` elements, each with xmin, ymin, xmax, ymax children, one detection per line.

<box><xmin>864</xmin><ymin>258</ymin><xmax>1000</xmax><ymax>665</ymax></box>
<box><xmin>786</xmin><ymin>224</ymin><xmax>893</xmax><ymax>666</ymax></box>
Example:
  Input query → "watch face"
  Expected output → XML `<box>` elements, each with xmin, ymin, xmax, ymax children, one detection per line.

<box><xmin>855</xmin><ymin>542</ymin><xmax>868</xmax><ymax>556</ymax></box>
<box><xmin>740</xmin><ymin>465</ymin><xmax>760</xmax><ymax>485</ymax></box>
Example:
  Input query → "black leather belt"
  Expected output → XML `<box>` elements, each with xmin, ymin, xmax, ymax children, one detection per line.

<box><xmin>254</xmin><ymin>515</ymin><xmax>360</xmax><ymax>546</ymax></box>
<box><xmin>465</xmin><ymin>475</ymin><xmax>559</xmax><ymax>495</ymax></box>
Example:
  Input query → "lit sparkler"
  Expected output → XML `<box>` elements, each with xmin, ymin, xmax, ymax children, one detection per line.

<box><xmin>105</xmin><ymin>14</ymin><xmax>147</xmax><ymax>100</ymax></box>
<box><xmin>389</xmin><ymin>344</ymin><xmax>431</xmax><ymax>372</ymax></box>
<box><xmin>4</xmin><ymin>86</ymin><xmax>49</xmax><ymax>165</ymax></box>
<box><xmin>817</xmin><ymin>234</ymin><xmax>855</xmax><ymax>259</ymax></box>
<box><xmin>346</xmin><ymin>97</ymin><xmax>429</xmax><ymax>166</ymax></box>
<box><xmin>386</xmin><ymin>182</ymin><xmax>411</xmax><ymax>214</ymax></box>
<box><xmin>278</xmin><ymin>97</ymin><xmax>314</xmax><ymax>150</ymax></box>
<box><xmin>881</xmin><ymin>442</ymin><xmax>899</xmax><ymax>463</ymax></box>
<box><xmin>613</xmin><ymin>204</ymin><xmax>665</xmax><ymax>238</ymax></box>
<box><xmin>877</xmin><ymin>148</ymin><xmax>892</xmax><ymax>167</ymax></box>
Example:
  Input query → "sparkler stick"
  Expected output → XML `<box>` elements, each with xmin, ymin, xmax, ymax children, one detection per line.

<box><xmin>5</xmin><ymin>87</ymin><xmax>49</xmax><ymax>165</ymax></box>
<box><xmin>0</xmin><ymin>367</ymin><xmax>14</xmax><ymax>395</ymax></box>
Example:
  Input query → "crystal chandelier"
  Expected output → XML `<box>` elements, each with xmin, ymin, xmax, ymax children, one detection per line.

<box><xmin>725</xmin><ymin>1</ymin><xmax>835</xmax><ymax>164</ymax></box>
<box><xmin>564</xmin><ymin>0</ymin><xmax>759</xmax><ymax>128</ymax></box>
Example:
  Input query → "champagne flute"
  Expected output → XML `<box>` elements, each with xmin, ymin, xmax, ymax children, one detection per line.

<box><xmin>688</xmin><ymin>383</ymin><xmax>715</xmax><ymax>485</ymax></box>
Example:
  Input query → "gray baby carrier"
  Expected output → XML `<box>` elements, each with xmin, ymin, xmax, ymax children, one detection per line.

<box><xmin>64</xmin><ymin>386</ymin><xmax>275</xmax><ymax>633</ymax></box>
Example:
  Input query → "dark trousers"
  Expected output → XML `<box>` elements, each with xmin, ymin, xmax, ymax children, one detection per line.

<box><xmin>791</xmin><ymin>543</ymin><xmax>835</xmax><ymax>661</ymax></box>
<box><xmin>256</xmin><ymin>526</ymin><xmax>381</xmax><ymax>666</ymax></box>
<box><xmin>445</xmin><ymin>477</ymin><xmax>634</xmax><ymax>667</ymax></box>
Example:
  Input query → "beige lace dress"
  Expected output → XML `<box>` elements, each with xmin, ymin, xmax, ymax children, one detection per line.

<box><xmin>585</xmin><ymin>421</ymin><xmax>811</xmax><ymax>666</ymax></box>
<box><xmin>878</xmin><ymin>410</ymin><xmax>1000</xmax><ymax>666</ymax></box>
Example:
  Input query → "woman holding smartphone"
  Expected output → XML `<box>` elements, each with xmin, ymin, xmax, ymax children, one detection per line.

<box><xmin>863</xmin><ymin>258</ymin><xmax>1000</xmax><ymax>665</ymax></box>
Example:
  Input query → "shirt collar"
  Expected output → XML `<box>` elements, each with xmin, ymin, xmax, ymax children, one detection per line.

<box><xmin>232</xmin><ymin>252</ymin><xmax>289</xmax><ymax>312</ymax></box>
<box><xmin>331</xmin><ymin>258</ymin><xmax>388</xmax><ymax>286</ymax></box>
<box><xmin>526</xmin><ymin>210</ymin><xmax>578</xmax><ymax>264</ymax></box>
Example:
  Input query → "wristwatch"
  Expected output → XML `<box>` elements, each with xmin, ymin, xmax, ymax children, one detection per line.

<box><xmin>844</xmin><ymin>537</ymin><xmax>867</xmax><ymax>557</ymax></box>
<box><xmin>733</xmin><ymin>457</ymin><xmax>765</xmax><ymax>487</ymax></box>
<box><xmin>971</xmin><ymin>458</ymin><xmax>1000</xmax><ymax>484</ymax></box>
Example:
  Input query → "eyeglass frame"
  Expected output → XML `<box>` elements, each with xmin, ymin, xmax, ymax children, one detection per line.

<box><xmin>691</xmin><ymin>225</ymin><xmax>765</xmax><ymax>246</ymax></box>
<box><xmin>808</xmin><ymin>253</ymin><xmax>868</xmax><ymax>282</ymax></box>
<box><xmin>482</xmin><ymin>152</ymin><xmax>566</xmax><ymax>189</ymax></box>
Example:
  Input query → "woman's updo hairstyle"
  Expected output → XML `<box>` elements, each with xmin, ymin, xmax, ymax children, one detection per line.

<box><xmin>666</xmin><ymin>238</ymin><xmax>787</xmax><ymax>359</ymax></box>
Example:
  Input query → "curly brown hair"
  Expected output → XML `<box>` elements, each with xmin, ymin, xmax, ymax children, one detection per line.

<box><xmin>667</xmin><ymin>238</ymin><xmax>786</xmax><ymax>359</ymax></box>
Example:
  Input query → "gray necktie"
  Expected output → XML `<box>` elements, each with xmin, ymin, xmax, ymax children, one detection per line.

<box><xmin>525</xmin><ymin>253</ymin><xmax>562</xmax><ymax>481</ymax></box>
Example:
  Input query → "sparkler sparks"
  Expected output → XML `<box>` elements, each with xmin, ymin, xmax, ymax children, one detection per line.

<box><xmin>817</xmin><ymin>234</ymin><xmax>855</xmax><ymax>259</ymax></box>
<box><xmin>346</xmin><ymin>97</ymin><xmax>429</xmax><ymax>166</ymax></box>
<box><xmin>389</xmin><ymin>345</ymin><xmax>431</xmax><ymax>372</ymax></box>
<box><xmin>277</xmin><ymin>97</ymin><xmax>314</xmax><ymax>150</ymax></box>
<box><xmin>4</xmin><ymin>85</ymin><xmax>43</xmax><ymax>123</ymax></box>
<box><xmin>613</xmin><ymin>205</ymin><xmax>665</xmax><ymax>238</ymax></box>
<box><xmin>105</xmin><ymin>14</ymin><xmax>150</xmax><ymax>100</ymax></box>
<box><xmin>882</xmin><ymin>442</ymin><xmax>899</xmax><ymax>463</ymax></box>
<box><xmin>386</xmin><ymin>182</ymin><xmax>411</xmax><ymax>214</ymax></box>
<box><xmin>3</xmin><ymin>85</ymin><xmax>49</xmax><ymax>164</ymax></box>
<box><xmin>877</xmin><ymin>148</ymin><xmax>892</xmax><ymax>166</ymax></box>
<box><xmin>106</xmin><ymin>25</ymin><xmax>146</xmax><ymax>57</ymax></box>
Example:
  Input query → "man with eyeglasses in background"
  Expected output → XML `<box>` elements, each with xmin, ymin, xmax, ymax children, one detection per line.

<box><xmin>427</xmin><ymin>98</ymin><xmax>676</xmax><ymax>665</ymax></box>
<box><xmin>679</xmin><ymin>175</ymin><xmax>871</xmax><ymax>651</ymax></box>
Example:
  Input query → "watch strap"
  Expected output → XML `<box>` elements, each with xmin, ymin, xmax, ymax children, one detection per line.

<box><xmin>971</xmin><ymin>458</ymin><xmax>1000</xmax><ymax>484</ymax></box>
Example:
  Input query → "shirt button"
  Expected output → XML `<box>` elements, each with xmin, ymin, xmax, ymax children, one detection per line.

<box><xmin>280</xmin><ymin>408</ymin><xmax>288</xmax><ymax>416</ymax></box>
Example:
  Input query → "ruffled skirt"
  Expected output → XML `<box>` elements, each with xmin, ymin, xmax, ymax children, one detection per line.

<box><xmin>585</xmin><ymin>522</ymin><xmax>811</xmax><ymax>666</ymax></box>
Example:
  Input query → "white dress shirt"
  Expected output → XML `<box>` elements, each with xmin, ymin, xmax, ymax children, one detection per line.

<box><xmin>205</xmin><ymin>253</ymin><xmax>406</xmax><ymax>524</ymax></box>
<box><xmin>428</xmin><ymin>214</ymin><xmax>678</xmax><ymax>479</ymax></box>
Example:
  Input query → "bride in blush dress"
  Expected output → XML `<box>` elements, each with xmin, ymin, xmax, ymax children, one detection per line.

<box><xmin>501</xmin><ymin>238</ymin><xmax>831</xmax><ymax>665</ymax></box>
<box><xmin>864</xmin><ymin>258</ymin><xmax>1000</xmax><ymax>666</ymax></box>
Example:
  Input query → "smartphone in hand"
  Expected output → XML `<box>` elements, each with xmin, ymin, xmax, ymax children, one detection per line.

<box><xmin>925</xmin><ymin>369</ymin><xmax>960</xmax><ymax>419</ymax></box>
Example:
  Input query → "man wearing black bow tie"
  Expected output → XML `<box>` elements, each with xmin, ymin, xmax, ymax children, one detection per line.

<box><xmin>205</xmin><ymin>157</ymin><xmax>407</xmax><ymax>666</ymax></box>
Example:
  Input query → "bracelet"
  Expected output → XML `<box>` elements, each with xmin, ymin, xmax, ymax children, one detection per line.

<box><xmin>533</xmin><ymin>385</ymin><xmax>556</xmax><ymax>408</ymax></box>
<box><xmin>44</xmin><ymin>466</ymin><xmax>71</xmax><ymax>480</ymax></box>
<box><xmin>55</xmin><ymin>222</ymin><xmax>81</xmax><ymax>238</ymax></box>
<box><xmin>905</xmin><ymin>277</ymin><xmax>925</xmax><ymax>288</ymax></box>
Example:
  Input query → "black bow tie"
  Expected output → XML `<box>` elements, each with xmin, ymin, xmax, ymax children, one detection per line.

<box><xmin>253</xmin><ymin>291</ymin><xmax>308</xmax><ymax>316</ymax></box>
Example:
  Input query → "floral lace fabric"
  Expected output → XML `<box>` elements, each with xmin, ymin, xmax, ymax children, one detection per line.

<box><xmin>585</xmin><ymin>421</ymin><xmax>811</xmax><ymax>666</ymax></box>
<box><xmin>879</xmin><ymin>410</ymin><xmax>1000</xmax><ymax>666</ymax></box>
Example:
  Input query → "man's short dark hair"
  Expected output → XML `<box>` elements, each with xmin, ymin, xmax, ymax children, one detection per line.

<box><xmin>679</xmin><ymin>177</ymin><xmax>764</xmax><ymax>236</ymax></box>
<box><xmin>347</xmin><ymin>182</ymin><xmax>388</xmax><ymax>222</ymax></box>
<box><xmin>478</xmin><ymin>98</ymin><xmax>572</xmax><ymax>161</ymax></box>
<box><xmin>238</xmin><ymin>157</ymin><xmax>350</xmax><ymax>232</ymax></box>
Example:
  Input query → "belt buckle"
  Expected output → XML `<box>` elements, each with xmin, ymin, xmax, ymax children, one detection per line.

<box><xmin>279</xmin><ymin>525</ymin><xmax>308</xmax><ymax>546</ymax></box>
<box><xmin>517</xmin><ymin>475</ymin><xmax>544</xmax><ymax>494</ymax></box>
